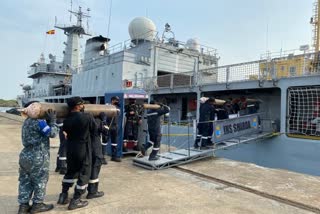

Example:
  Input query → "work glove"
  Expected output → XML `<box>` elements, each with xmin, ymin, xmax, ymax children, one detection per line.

<box><xmin>45</xmin><ymin>109</ymin><xmax>57</xmax><ymax>126</ymax></box>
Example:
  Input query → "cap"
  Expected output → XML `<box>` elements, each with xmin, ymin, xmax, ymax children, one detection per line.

<box><xmin>67</xmin><ymin>96</ymin><xmax>84</xmax><ymax>108</ymax></box>
<box><xmin>111</xmin><ymin>96</ymin><xmax>120</xmax><ymax>101</ymax></box>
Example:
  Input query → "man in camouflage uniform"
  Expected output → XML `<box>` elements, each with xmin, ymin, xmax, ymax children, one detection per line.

<box><xmin>18</xmin><ymin>101</ymin><xmax>58</xmax><ymax>214</ymax></box>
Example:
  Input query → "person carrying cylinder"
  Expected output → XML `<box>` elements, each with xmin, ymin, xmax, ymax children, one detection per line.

<box><xmin>18</xmin><ymin>101</ymin><xmax>58</xmax><ymax>214</ymax></box>
<box><xmin>57</xmin><ymin>96</ymin><xmax>96</xmax><ymax>210</ymax></box>
<box><xmin>86</xmin><ymin>113</ymin><xmax>109</xmax><ymax>199</ymax></box>
<box><xmin>194</xmin><ymin>97</ymin><xmax>216</xmax><ymax>149</ymax></box>
<box><xmin>143</xmin><ymin>100</ymin><xmax>170</xmax><ymax>161</ymax></box>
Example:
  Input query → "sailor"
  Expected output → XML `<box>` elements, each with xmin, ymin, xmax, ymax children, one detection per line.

<box><xmin>238</xmin><ymin>96</ymin><xmax>248</xmax><ymax>116</ymax></box>
<box><xmin>108</xmin><ymin>96</ymin><xmax>122</xmax><ymax>162</ymax></box>
<box><xmin>18</xmin><ymin>101</ymin><xmax>58</xmax><ymax>214</ymax></box>
<box><xmin>194</xmin><ymin>97</ymin><xmax>208</xmax><ymax>147</ymax></box>
<box><xmin>123</xmin><ymin>98</ymin><xmax>142</xmax><ymax>152</ymax></box>
<box><xmin>86</xmin><ymin>113</ymin><xmax>109</xmax><ymax>199</ymax></box>
<box><xmin>195</xmin><ymin>97</ymin><xmax>216</xmax><ymax>149</ymax></box>
<box><xmin>216</xmin><ymin>101</ymin><xmax>231</xmax><ymax>120</ymax></box>
<box><xmin>57</xmin><ymin>96</ymin><xmax>96</xmax><ymax>210</ymax></box>
<box><xmin>55</xmin><ymin>119</ymin><xmax>67</xmax><ymax>175</ymax></box>
<box><xmin>142</xmin><ymin>100</ymin><xmax>170</xmax><ymax>161</ymax></box>
<box><xmin>230</xmin><ymin>98</ymin><xmax>240</xmax><ymax>115</ymax></box>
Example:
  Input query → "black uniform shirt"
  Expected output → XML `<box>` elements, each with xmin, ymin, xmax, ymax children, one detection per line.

<box><xmin>63</xmin><ymin>112</ymin><xmax>96</xmax><ymax>145</ymax></box>
<box><xmin>147</xmin><ymin>105</ymin><xmax>170</xmax><ymax>134</ymax></box>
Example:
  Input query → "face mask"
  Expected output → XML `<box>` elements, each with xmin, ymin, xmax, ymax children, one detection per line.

<box><xmin>114</xmin><ymin>101</ymin><xmax>119</xmax><ymax>106</ymax></box>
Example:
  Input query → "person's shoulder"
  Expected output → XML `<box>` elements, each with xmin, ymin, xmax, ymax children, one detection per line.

<box><xmin>82</xmin><ymin>112</ymin><xmax>95</xmax><ymax>121</ymax></box>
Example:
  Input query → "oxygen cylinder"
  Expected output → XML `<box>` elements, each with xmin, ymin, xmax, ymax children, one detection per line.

<box><xmin>20</xmin><ymin>102</ymin><xmax>118</xmax><ymax>119</ymax></box>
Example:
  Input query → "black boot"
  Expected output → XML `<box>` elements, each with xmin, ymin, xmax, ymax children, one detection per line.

<box><xmin>148</xmin><ymin>150</ymin><xmax>159</xmax><ymax>161</ymax></box>
<box><xmin>55</xmin><ymin>157</ymin><xmax>60</xmax><ymax>172</ymax></box>
<box><xmin>101</xmin><ymin>157</ymin><xmax>108</xmax><ymax>165</ymax></box>
<box><xmin>111</xmin><ymin>157</ymin><xmax>121</xmax><ymax>162</ymax></box>
<box><xmin>194</xmin><ymin>142</ymin><xmax>199</xmax><ymax>149</ymax></box>
<box><xmin>18</xmin><ymin>203</ymin><xmax>30</xmax><ymax>214</ymax></box>
<box><xmin>194</xmin><ymin>135</ymin><xmax>201</xmax><ymax>148</ymax></box>
<box><xmin>30</xmin><ymin>203</ymin><xmax>54</xmax><ymax>213</ymax></box>
<box><xmin>57</xmin><ymin>192</ymin><xmax>69</xmax><ymax>205</ymax></box>
<box><xmin>59</xmin><ymin>168</ymin><xmax>67</xmax><ymax>175</ymax></box>
<box><xmin>87</xmin><ymin>183</ymin><xmax>104</xmax><ymax>199</ymax></box>
<box><xmin>68</xmin><ymin>199</ymin><xmax>88</xmax><ymax>210</ymax></box>
<box><xmin>87</xmin><ymin>191</ymin><xmax>104</xmax><ymax>199</ymax></box>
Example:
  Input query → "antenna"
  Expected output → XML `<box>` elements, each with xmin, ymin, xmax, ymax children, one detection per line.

<box><xmin>87</xmin><ymin>8</ymin><xmax>90</xmax><ymax>32</ymax></box>
<box><xmin>266</xmin><ymin>23</ymin><xmax>269</xmax><ymax>53</ymax></box>
<box><xmin>70</xmin><ymin>0</ymin><xmax>73</xmax><ymax>22</ymax></box>
<box><xmin>107</xmin><ymin>0</ymin><xmax>112</xmax><ymax>38</ymax></box>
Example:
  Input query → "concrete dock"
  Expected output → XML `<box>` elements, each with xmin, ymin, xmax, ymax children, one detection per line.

<box><xmin>0</xmin><ymin>113</ymin><xmax>319</xmax><ymax>214</ymax></box>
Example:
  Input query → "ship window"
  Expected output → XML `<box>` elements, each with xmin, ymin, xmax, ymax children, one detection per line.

<box><xmin>37</xmin><ymin>78</ymin><xmax>40</xmax><ymax>84</ymax></box>
<box><xmin>281</xmin><ymin>66</ymin><xmax>285</xmax><ymax>71</ymax></box>
<box><xmin>289</xmin><ymin>67</ymin><xmax>296</xmax><ymax>76</ymax></box>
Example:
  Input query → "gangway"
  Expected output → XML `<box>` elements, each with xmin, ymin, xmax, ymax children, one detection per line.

<box><xmin>133</xmin><ymin>114</ymin><xmax>276</xmax><ymax>170</ymax></box>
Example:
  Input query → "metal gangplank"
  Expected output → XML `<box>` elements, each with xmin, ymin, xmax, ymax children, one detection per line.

<box><xmin>133</xmin><ymin>114</ymin><xmax>276</xmax><ymax>170</ymax></box>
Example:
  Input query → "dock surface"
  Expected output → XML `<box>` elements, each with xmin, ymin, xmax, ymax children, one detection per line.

<box><xmin>0</xmin><ymin>113</ymin><xmax>319</xmax><ymax>214</ymax></box>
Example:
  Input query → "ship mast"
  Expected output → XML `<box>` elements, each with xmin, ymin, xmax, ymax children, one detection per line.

<box><xmin>55</xmin><ymin>6</ymin><xmax>91</xmax><ymax>70</ymax></box>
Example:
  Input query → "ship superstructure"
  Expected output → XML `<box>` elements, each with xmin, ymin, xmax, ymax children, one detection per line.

<box><xmin>19</xmin><ymin>6</ymin><xmax>91</xmax><ymax>104</ymax></box>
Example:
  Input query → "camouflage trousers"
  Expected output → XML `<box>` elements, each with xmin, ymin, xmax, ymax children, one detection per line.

<box><xmin>18</xmin><ymin>148</ymin><xmax>50</xmax><ymax>204</ymax></box>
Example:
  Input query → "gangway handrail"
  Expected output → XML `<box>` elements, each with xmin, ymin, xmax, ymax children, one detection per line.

<box><xmin>133</xmin><ymin>113</ymin><xmax>275</xmax><ymax>170</ymax></box>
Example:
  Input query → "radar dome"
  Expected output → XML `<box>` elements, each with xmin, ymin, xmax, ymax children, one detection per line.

<box><xmin>128</xmin><ymin>17</ymin><xmax>156</xmax><ymax>41</ymax></box>
<box><xmin>186</xmin><ymin>38</ymin><xmax>200</xmax><ymax>51</ymax></box>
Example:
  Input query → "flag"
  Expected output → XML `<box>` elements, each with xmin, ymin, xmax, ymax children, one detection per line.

<box><xmin>46</xmin><ymin>30</ymin><xmax>55</xmax><ymax>35</ymax></box>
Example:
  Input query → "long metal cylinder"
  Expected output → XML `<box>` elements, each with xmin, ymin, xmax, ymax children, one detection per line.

<box><xmin>21</xmin><ymin>102</ymin><xmax>118</xmax><ymax>119</ymax></box>
<box><xmin>143</xmin><ymin>104</ymin><xmax>161</xmax><ymax>109</ymax></box>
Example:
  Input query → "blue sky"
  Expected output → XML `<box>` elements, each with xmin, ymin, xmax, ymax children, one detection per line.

<box><xmin>0</xmin><ymin>0</ymin><xmax>314</xmax><ymax>99</ymax></box>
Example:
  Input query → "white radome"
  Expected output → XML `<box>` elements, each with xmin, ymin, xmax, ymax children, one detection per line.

<box><xmin>128</xmin><ymin>17</ymin><xmax>157</xmax><ymax>41</ymax></box>
<box><xmin>186</xmin><ymin>38</ymin><xmax>200</xmax><ymax>51</ymax></box>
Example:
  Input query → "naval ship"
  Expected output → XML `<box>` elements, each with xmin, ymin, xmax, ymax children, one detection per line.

<box><xmin>18</xmin><ymin>3</ymin><xmax>320</xmax><ymax>174</ymax></box>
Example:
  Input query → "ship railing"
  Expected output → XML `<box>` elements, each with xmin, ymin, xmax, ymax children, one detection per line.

<box><xmin>27</xmin><ymin>65</ymin><xmax>48</xmax><ymax>76</ymax></box>
<box><xmin>259</xmin><ymin>51</ymin><xmax>320</xmax><ymax>79</ymax></box>
<box><xmin>106</xmin><ymin>29</ymin><xmax>218</xmax><ymax>57</ymax></box>
<box><xmin>198</xmin><ymin>60</ymin><xmax>264</xmax><ymax>85</ymax></box>
<box><xmin>126</xmin><ymin>51</ymin><xmax>320</xmax><ymax>91</ymax></box>
<box><xmin>158</xmin><ymin>113</ymin><xmax>273</xmax><ymax>157</ymax></box>
<box><xmin>198</xmin><ymin>51</ymin><xmax>320</xmax><ymax>86</ymax></box>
